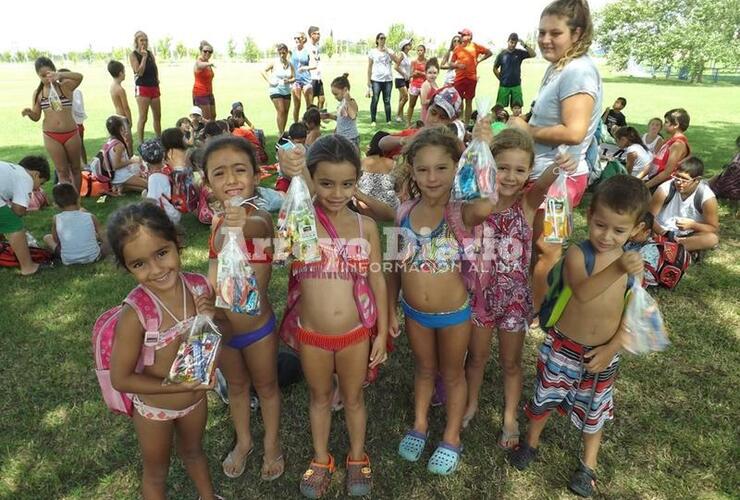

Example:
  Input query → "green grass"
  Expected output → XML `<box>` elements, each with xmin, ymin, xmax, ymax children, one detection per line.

<box><xmin>1</xmin><ymin>58</ymin><xmax>738</xmax><ymax>499</ymax></box>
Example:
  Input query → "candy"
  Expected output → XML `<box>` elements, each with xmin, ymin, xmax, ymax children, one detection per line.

<box><xmin>216</xmin><ymin>229</ymin><xmax>261</xmax><ymax>315</ymax></box>
<box><xmin>166</xmin><ymin>316</ymin><xmax>222</xmax><ymax>385</ymax></box>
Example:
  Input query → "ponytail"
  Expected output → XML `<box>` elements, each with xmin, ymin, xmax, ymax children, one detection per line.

<box><xmin>331</xmin><ymin>73</ymin><xmax>350</xmax><ymax>90</ymax></box>
<box><xmin>541</xmin><ymin>0</ymin><xmax>593</xmax><ymax>70</ymax></box>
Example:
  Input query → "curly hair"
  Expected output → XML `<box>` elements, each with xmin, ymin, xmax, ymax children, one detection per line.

<box><xmin>400</xmin><ymin>126</ymin><xmax>462</xmax><ymax>199</ymax></box>
<box><xmin>541</xmin><ymin>0</ymin><xmax>593</xmax><ymax>70</ymax></box>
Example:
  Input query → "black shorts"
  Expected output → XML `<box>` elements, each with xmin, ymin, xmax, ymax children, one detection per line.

<box><xmin>311</xmin><ymin>79</ymin><xmax>324</xmax><ymax>97</ymax></box>
<box><xmin>270</xmin><ymin>93</ymin><xmax>291</xmax><ymax>101</ymax></box>
<box><xmin>395</xmin><ymin>78</ymin><xmax>409</xmax><ymax>89</ymax></box>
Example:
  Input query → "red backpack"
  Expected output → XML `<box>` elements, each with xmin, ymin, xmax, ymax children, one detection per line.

<box><xmin>0</xmin><ymin>241</ymin><xmax>53</xmax><ymax>267</ymax></box>
<box><xmin>170</xmin><ymin>167</ymin><xmax>199</xmax><ymax>213</ymax></box>
<box><xmin>92</xmin><ymin>272</ymin><xmax>210</xmax><ymax>416</ymax></box>
<box><xmin>645</xmin><ymin>238</ymin><xmax>691</xmax><ymax>289</ymax></box>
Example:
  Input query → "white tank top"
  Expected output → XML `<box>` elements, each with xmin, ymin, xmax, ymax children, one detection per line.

<box><xmin>625</xmin><ymin>144</ymin><xmax>653</xmax><ymax>176</ymax></box>
<box><xmin>55</xmin><ymin>210</ymin><xmax>100</xmax><ymax>264</ymax></box>
<box><xmin>641</xmin><ymin>133</ymin><xmax>661</xmax><ymax>154</ymax></box>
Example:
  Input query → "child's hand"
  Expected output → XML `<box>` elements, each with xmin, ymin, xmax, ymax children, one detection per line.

<box><xmin>472</xmin><ymin>116</ymin><xmax>494</xmax><ymax>145</ymax></box>
<box><xmin>388</xmin><ymin>314</ymin><xmax>401</xmax><ymax>338</ymax></box>
<box><xmin>194</xmin><ymin>292</ymin><xmax>216</xmax><ymax>319</ymax></box>
<box><xmin>277</xmin><ymin>144</ymin><xmax>307</xmax><ymax>178</ymax></box>
<box><xmin>179</xmin><ymin>379</ymin><xmax>216</xmax><ymax>392</ymax></box>
<box><xmin>224</xmin><ymin>203</ymin><xmax>248</xmax><ymax>229</ymax></box>
<box><xmin>554</xmin><ymin>150</ymin><xmax>578</xmax><ymax>176</ymax></box>
<box><xmin>583</xmin><ymin>343</ymin><xmax>618</xmax><ymax>374</ymax></box>
<box><xmin>368</xmin><ymin>336</ymin><xmax>388</xmax><ymax>369</ymax></box>
<box><xmin>617</xmin><ymin>251</ymin><xmax>644</xmax><ymax>276</ymax></box>
<box><xmin>675</xmin><ymin>217</ymin><xmax>694</xmax><ymax>231</ymax></box>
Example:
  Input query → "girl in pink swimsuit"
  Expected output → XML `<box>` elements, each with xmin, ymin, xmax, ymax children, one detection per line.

<box><xmin>447</xmin><ymin>128</ymin><xmax>577</xmax><ymax>449</ymax></box>
<box><xmin>107</xmin><ymin>202</ymin><xmax>229</xmax><ymax>500</ymax></box>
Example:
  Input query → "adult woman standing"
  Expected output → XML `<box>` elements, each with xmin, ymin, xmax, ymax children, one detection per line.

<box><xmin>21</xmin><ymin>57</ymin><xmax>84</xmax><ymax>192</ymax></box>
<box><xmin>291</xmin><ymin>33</ymin><xmax>314</xmax><ymax>124</ymax></box>
<box><xmin>262</xmin><ymin>44</ymin><xmax>295</xmax><ymax>136</ymax></box>
<box><xmin>394</xmin><ymin>39</ymin><xmax>412</xmax><ymax>123</ymax></box>
<box><xmin>193</xmin><ymin>41</ymin><xmax>216</xmax><ymax>120</ymax></box>
<box><xmin>129</xmin><ymin>31</ymin><xmax>161</xmax><ymax>144</ymax></box>
<box><xmin>367</xmin><ymin>33</ymin><xmax>400</xmax><ymax>127</ymax></box>
<box><xmin>440</xmin><ymin>35</ymin><xmax>462</xmax><ymax>86</ymax></box>
<box><xmin>508</xmin><ymin>0</ymin><xmax>602</xmax><ymax>315</ymax></box>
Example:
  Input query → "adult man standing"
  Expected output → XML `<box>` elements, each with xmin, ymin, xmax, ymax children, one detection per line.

<box><xmin>493</xmin><ymin>33</ymin><xmax>535</xmax><ymax>110</ymax></box>
<box><xmin>450</xmin><ymin>28</ymin><xmax>492</xmax><ymax>124</ymax></box>
<box><xmin>307</xmin><ymin>26</ymin><xmax>324</xmax><ymax>110</ymax></box>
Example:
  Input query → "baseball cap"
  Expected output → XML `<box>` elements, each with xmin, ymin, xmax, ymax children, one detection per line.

<box><xmin>458</xmin><ymin>28</ymin><xmax>473</xmax><ymax>37</ymax></box>
<box><xmin>431</xmin><ymin>86</ymin><xmax>462</xmax><ymax>120</ymax></box>
<box><xmin>190</xmin><ymin>106</ymin><xmax>203</xmax><ymax>116</ymax></box>
<box><xmin>509</xmin><ymin>32</ymin><xmax>519</xmax><ymax>41</ymax></box>
<box><xmin>399</xmin><ymin>38</ymin><xmax>412</xmax><ymax>51</ymax></box>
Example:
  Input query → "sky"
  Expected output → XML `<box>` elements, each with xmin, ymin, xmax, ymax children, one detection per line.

<box><xmin>3</xmin><ymin>0</ymin><xmax>613</xmax><ymax>53</ymax></box>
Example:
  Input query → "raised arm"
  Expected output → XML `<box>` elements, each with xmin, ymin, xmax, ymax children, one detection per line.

<box><xmin>57</xmin><ymin>71</ymin><xmax>83</xmax><ymax>94</ymax></box>
<box><xmin>565</xmin><ymin>245</ymin><xmax>642</xmax><ymax>303</ymax></box>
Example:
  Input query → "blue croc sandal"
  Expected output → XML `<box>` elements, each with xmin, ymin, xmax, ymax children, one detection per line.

<box><xmin>398</xmin><ymin>430</ymin><xmax>428</xmax><ymax>462</ymax></box>
<box><xmin>427</xmin><ymin>442</ymin><xmax>463</xmax><ymax>475</ymax></box>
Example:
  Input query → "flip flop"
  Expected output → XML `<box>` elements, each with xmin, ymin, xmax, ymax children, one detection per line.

<box><xmin>569</xmin><ymin>460</ymin><xmax>597</xmax><ymax>497</ymax></box>
<box><xmin>398</xmin><ymin>429</ymin><xmax>428</xmax><ymax>462</ymax></box>
<box><xmin>261</xmin><ymin>453</ymin><xmax>285</xmax><ymax>481</ymax></box>
<box><xmin>222</xmin><ymin>445</ymin><xmax>254</xmax><ymax>479</ymax></box>
<box><xmin>427</xmin><ymin>441</ymin><xmax>463</xmax><ymax>476</ymax></box>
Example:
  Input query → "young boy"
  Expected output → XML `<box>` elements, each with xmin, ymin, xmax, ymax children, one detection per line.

<box><xmin>108</xmin><ymin>60</ymin><xmax>132</xmax><ymax>127</ymax></box>
<box><xmin>0</xmin><ymin>156</ymin><xmax>50</xmax><ymax>275</ymax></box>
<box><xmin>139</xmin><ymin>138</ymin><xmax>181</xmax><ymax>225</ymax></box>
<box><xmin>510</xmin><ymin>175</ymin><xmax>650</xmax><ymax>497</ymax></box>
<box><xmin>42</xmin><ymin>183</ymin><xmax>102</xmax><ymax>265</ymax></box>
<box><xmin>649</xmin><ymin>156</ymin><xmax>719</xmax><ymax>252</ymax></box>
<box><xmin>625</xmin><ymin>212</ymin><xmax>660</xmax><ymax>287</ymax></box>
<box><xmin>602</xmin><ymin>97</ymin><xmax>627</xmax><ymax>137</ymax></box>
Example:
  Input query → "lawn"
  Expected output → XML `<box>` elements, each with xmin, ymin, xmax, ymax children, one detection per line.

<box><xmin>1</xmin><ymin>57</ymin><xmax>738</xmax><ymax>499</ymax></box>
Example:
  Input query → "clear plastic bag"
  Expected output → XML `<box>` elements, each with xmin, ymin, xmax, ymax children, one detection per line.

<box><xmin>166</xmin><ymin>315</ymin><xmax>222</xmax><ymax>385</ymax></box>
<box><xmin>453</xmin><ymin>97</ymin><xmax>497</xmax><ymax>202</ymax></box>
<box><xmin>216</xmin><ymin>227</ymin><xmax>260</xmax><ymax>315</ymax></box>
<box><xmin>623</xmin><ymin>276</ymin><xmax>669</xmax><ymax>354</ymax></box>
<box><xmin>48</xmin><ymin>84</ymin><xmax>63</xmax><ymax>112</ymax></box>
<box><xmin>543</xmin><ymin>146</ymin><xmax>573</xmax><ymax>243</ymax></box>
<box><xmin>274</xmin><ymin>176</ymin><xmax>320</xmax><ymax>265</ymax></box>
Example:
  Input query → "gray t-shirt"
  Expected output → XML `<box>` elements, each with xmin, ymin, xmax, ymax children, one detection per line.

<box><xmin>529</xmin><ymin>55</ymin><xmax>602</xmax><ymax>179</ymax></box>
<box><xmin>56</xmin><ymin>210</ymin><xmax>100</xmax><ymax>265</ymax></box>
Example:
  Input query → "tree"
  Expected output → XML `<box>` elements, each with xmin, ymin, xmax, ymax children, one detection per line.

<box><xmin>227</xmin><ymin>38</ymin><xmax>237</xmax><ymax>60</ymax></box>
<box><xmin>156</xmin><ymin>36</ymin><xmax>172</xmax><ymax>60</ymax></box>
<box><xmin>323</xmin><ymin>35</ymin><xmax>335</xmax><ymax>59</ymax></box>
<box><xmin>385</xmin><ymin>23</ymin><xmax>416</xmax><ymax>53</ymax></box>
<box><xmin>242</xmin><ymin>37</ymin><xmax>260</xmax><ymax>62</ymax></box>
<box><xmin>0</xmin><ymin>52</ymin><xmax>12</xmax><ymax>63</ymax></box>
<box><xmin>175</xmin><ymin>42</ymin><xmax>188</xmax><ymax>60</ymax></box>
<box><xmin>26</xmin><ymin>48</ymin><xmax>44</xmax><ymax>62</ymax></box>
<box><xmin>596</xmin><ymin>0</ymin><xmax>740</xmax><ymax>82</ymax></box>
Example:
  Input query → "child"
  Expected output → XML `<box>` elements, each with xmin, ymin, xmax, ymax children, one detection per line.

<box><xmin>139</xmin><ymin>138</ymin><xmax>181</xmax><ymax>225</ymax></box>
<box><xmin>106</xmin><ymin>115</ymin><xmax>147</xmax><ymax>193</ymax></box>
<box><xmin>274</xmin><ymin>122</ymin><xmax>309</xmax><ymax>193</ymax></box>
<box><xmin>230</xmin><ymin>110</ymin><xmax>264</xmax><ymax>155</ymax></box>
<box><xmin>278</xmin><ymin>135</ymin><xmax>388</xmax><ymax>498</ymax></box>
<box><xmin>509</xmin><ymin>175</ymin><xmax>651</xmax><ymax>497</ymax></box>
<box><xmin>303</xmin><ymin>107</ymin><xmax>322</xmax><ymax>146</ymax></box>
<box><xmin>624</xmin><ymin>212</ymin><xmax>660</xmax><ymax>287</ymax></box>
<box><xmin>511</xmin><ymin>103</ymin><xmax>522</xmax><ymax>117</ymax></box>
<box><xmin>649</xmin><ymin>156</ymin><xmax>719</xmax><ymax>252</ymax></box>
<box><xmin>419</xmin><ymin>58</ymin><xmax>439</xmax><ymax>124</ymax></box>
<box><xmin>42</xmin><ymin>183</ymin><xmax>102</xmax><ymax>264</ymax></box>
<box><xmin>230</xmin><ymin>103</ymin><xmax>255</xmax><ymax>129</ymax></box>
<box><xmin>201</xmin><ymin>136</ymin><xmax>284</xmax><ymax>481</ymax></box>
<box><xmin>107</xmin><ymin>202</ymin><xmax>226</xmax><ymax>500</ymax></box>
<box><xmin>613</xmin><ymin>126</ymin><xmax>653</xmax><ymax>177</ymax></box>
<box><xmin>162</xmin><ymin>127</ymin><xmax>190</xmax><ymax>170</ymax></box>
<box><xmin>321</xmin><ymin>73</ymin><xmax>359</xmax><ymax>148</ymax></box>
<box><xmin>641</xmin><ymin>117</ymin><xmax>664</xmax><ymax>155</ymax></box>
<box><xmin>406</xmin><ymin>45</ymin><xmax>428</xmax><ymax>126</ymax></box>
<box><xmin>602</xmin><ymin>97</ymin><xmax>627</xmax><ymax>137</ymax></box>
<box><xmin>190</xmin><ymin>106</ymin><xmax>205</xmax><ymax>135</ymax></box>
<box><xmin>108</xmin><ymin>60</ymin><xmax>132</xmax><ymax>130</ymax></box>
<box><xmin>0</xmin><ymin>156</ymin><xmax>50</xmax><ymax>275</ymax></box>
<box><xmin>448</xmin><ymin>129</ymin><xmax>577</xmax><ymax>449</ymax></box>
<box><xmin>491</xmin><ymin>105</ymin><xmax>509</xmax><ymax>135</ymax></box>
<box><xmin>176</xmin><ymin>117</ymin><xmax>195</xmax><ymax>147</ymax></box>
<box><xmin>388</xmin><ymin>125</ymin><xmax>496</xmax><ymax>475</ymax></box>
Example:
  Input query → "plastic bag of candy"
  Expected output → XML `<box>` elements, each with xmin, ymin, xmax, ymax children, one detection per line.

<box><xmin>216</xmin><ymin>227</ymin><xmax>260</xmax><ymax>315</ymax></box>
<box><xmin>453</xmin><ymin>97</ymin><xmax>497</xmax><ymax>202</ymax></box>
<box><xmin>624</xmin><ymin>276</ymin><xmax>669</xmax><ymax>354</ymax></box>
<box><xmin>48</xmin><ymin>84</ymin><xmax>63</xmax><ymax>112</ymax></box>
<box><xmin>166</xmin><ymin>315</ymin><xmax>222</xmax><ymax>385</ymax></box>
<box><xmin>274</xmin><ymin>175</ymin><xmax>320</xmax><ymax>265</ymax></box>
<box><xmin>543</xmin><ymin>146</ymin><xmax>573</xmax><ymax>244</ymax></box>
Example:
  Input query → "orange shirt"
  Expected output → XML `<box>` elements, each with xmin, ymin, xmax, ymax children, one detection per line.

<box><xmin>452</xmin><ymin>42</ymin><xmax>488</xmax><ymax>82</ymax></box>
<box><xmin>193</xmin><ymin>66</ymin><xmax>214</xmax><ymax>96</ymax></box>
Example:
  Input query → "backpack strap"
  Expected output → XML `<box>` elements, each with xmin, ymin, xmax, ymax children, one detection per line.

<box><xmin>577</xmin><ymin>240</ymin><xmax>596</xmax><ymax>275</ymax></box>
<box><xmin>123</xmin><ymin>286</ymin><xmax>162</xmax><ymax>367</ymax></box>
<box><xmin>395</xmin><ymin>199</ymin><xmax>420</xmax><ymax>226</ymax></box>
<box><xmin>181</xmin><ymin>272</ymin><xmax>213</xmax><ymax>298</ymax></box>
<box><xmin>661</xmin><ymin>182</ymin><xmax>677</xmax><ymax>212</ymax></box>
<box><xmin>661</xmin><ymin>180</ymin><xmax>707</xmax><ymax>215</ymax></box>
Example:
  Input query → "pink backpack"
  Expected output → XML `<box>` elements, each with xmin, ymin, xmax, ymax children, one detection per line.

<box><xmin>92</xmin><ymin>272</ymin><xmax>210</xmax><ymax>416</ymax></box>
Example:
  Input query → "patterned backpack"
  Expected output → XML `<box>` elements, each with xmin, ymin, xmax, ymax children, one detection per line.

<box><xmin>647</xmin><ymin>237</ymin><xmax>691</xmax><ymax>289</ymax></box>
<box><xmin>92</xmin><ymin>273</ymin><xmax>209</xmax><ymax>416</ymax></box>
<box><xmin>170</xmin><ymin>167</ymin><xmax>199</xmax><ymax>213</ymax></box>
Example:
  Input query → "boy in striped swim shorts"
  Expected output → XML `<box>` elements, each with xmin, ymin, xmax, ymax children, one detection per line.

<box><xmin>509</xmin><ymin>176</ymin><xmax>652</xmax><ymax>498</ymax></box>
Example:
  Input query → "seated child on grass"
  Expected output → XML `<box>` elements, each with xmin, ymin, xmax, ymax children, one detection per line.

<box><xmin>624</xmin><ymin>211</ymin><xmax>660</xmax><ymax>287</ymax></box>
<box><xmin>43</xmin><ymin>183</ymin><xmax>103</xmax><ymax>265</ymax></box>
<box><xmin>139</xmin><ymin>139</ymin><xmax>181</xmax><ymax>225</ymax></box>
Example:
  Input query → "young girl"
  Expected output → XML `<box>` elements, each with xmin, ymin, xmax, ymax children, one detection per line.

<box><xmin>388</xmin><ymin>125</ymin><xmax>496</xmax><ymax>475</ymax></box>
<box><xmin>107</xmin><ymin>202</ymin><xmax>225</xmax><ymax>500</ymax></box>
<box><xmin>448</xmin><ymin>129</ymin><xmax>576</xmax><ymax>450</ymax></box>
<box><xmin>279</xmin><ymin>135</ymin><xmax>388</xmax><ymax>498</ymax></box>
<box><xmin>406</xmin><ymin>45</ymin><xmax>428</xmax><ymax>126</ymax></box>
<box><xmin>202</xmin><ymin>136</ymin><xmax>284</xmax><ymax>481</ymax></box>
<box><xmin>614</xmin><ymin>126</ymin><xmax>653</xmax><ymax>178</ymax></box>
<box><xmin>106</xmin><ymin>115</ymin><xmax>147</xmax><ymax>193</ymax></box>
<box><xmin>322</xmin><ymin>74</ymin><xmax>359</xmax><ymax>148</ymax></box>
<box><xmin>303</xmin><ymin>107</ymin><xmax>322</xmax><ymax>146</ymax></box>
<box><xmin>641</xmin><ymin>117</ymin><xmax>665</xmax><ymax>155</ymax></box>
<box><xmin>42</xmin><ymin>182</ymin><xmax>102</xmax><ymax>265</ymax></box>
<box><xmin>139</xmin><ymin>138</ymin><xmax>181</xmax><ymax>225</ymax></box>
<box><xmin>161</xmin><ymin>127</ymin><xmax>190</xmax><ymax>170</ymax></box>
<box><xmin>419</xmin><ymin>58</ymin><xmax>440</xmax><ymax>124</ymax></box>
<box><xmin>394</xmin><ymin>40</ymin><xmax>412</xmax><ymax>123</ymax></box>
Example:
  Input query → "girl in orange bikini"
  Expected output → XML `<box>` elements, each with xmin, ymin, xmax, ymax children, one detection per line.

<box><xmin>22</xmin><ymin>57</ymin><xmax>84</xmax><ymax>193</ymax></box>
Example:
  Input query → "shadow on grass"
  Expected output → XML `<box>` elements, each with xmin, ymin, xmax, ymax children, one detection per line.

<box><xmin>602</xmin><ymin>75</ymin><xmax>740</xmax><ymax>88</ymax></box>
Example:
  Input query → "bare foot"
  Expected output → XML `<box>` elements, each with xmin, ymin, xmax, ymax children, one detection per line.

<box><xmin>498</xmin><ymin>421</ymin><xmax>520</xmax><ymax>449</ymax></box>
<box><xmin>20</xmin><ymin>263</ymin><xmax>40</xmax><ymax>276</ymax></box>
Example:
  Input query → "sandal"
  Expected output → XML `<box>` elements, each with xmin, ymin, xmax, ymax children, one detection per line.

<box><xmin>427</xmin><ymin>442</ymin><xmax>463</xmax><ymax>475</ymax></box>
<box><xmin>569</xmin><ymin>460</ymin><xmax>597</xmax><ymax>497</ymax></box>
<box><xmin>260</xmin><ymin>453</ymin><xmax>285</xmax><ymax>481</ymax></box>
<box><xmin>299</xmin><ymin>454</ymin><xmax>335</xmax><ymax>499</ymax></box>
<box><xmin>508</xmin><ymin>442</ymin><xmax>538</xmax><ymax>471</ymax></box>
<box><xmin>497</xmin><ymin>427</ymin><xmax>520</xmax><ymax>450</ymax></box>
<box><xmin>398</xmin><ymin>429</ymin><xmax>428</xmax><ymax>462</ymax></box>
<box><xmin>222</xmin><ymin>445</ymin><xmax>254</xmax><ymax>479</ymax></box>
<box><xmin>345</xmin><ymin>453</ymin><xmax>372</xmax><ymax>497</ymax></box>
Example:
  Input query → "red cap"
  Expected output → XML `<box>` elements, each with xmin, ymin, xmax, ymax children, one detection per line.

<box><xmin>458</xmin><ymin>28</ymin><xmax>473</xmax><ymax>37</ymax></box>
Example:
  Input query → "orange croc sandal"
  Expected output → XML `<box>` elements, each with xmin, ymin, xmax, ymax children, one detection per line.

<box><xmin>299</xmin><ymin>454</ymin><xmax>335</xmax><ymax>499</ymax></box>
<box><xmin>346</xmin><ymin>453</ymin><xmax>372</xmax><ymax>497</ymax></box>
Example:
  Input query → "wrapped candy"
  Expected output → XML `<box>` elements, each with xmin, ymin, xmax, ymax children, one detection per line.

<box><xmin>543</xmin><ymin>145</ymin><xmax>573</xmax><ymax>244</ymax></box>
<box><xmin>453</xmin><ymin>97</ymin><xmax>497</xmax><ymax>202</ymax></box>
<box><xmin>274</xmin><ymin>176</ymin><xmax>320</xmax><ymax>265</ymax></box>
<box><xmin>216</xmin><ymin>227</ymin><xmax>260</xmax><ymax>315</ymax></box>
<box><xmin>48</xmin><ymin>84</ymin><xmax>63</xmax><ymax>112</ymax></box>
<box><xmin>166</xmin><ymin>315</ymin><xmax>222</xmax><ymax>385</ymax></box>
<box><xmin>624</xmin><ymin>276</ymin><xmax>669</xmax><ymax>354</ymax></box>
